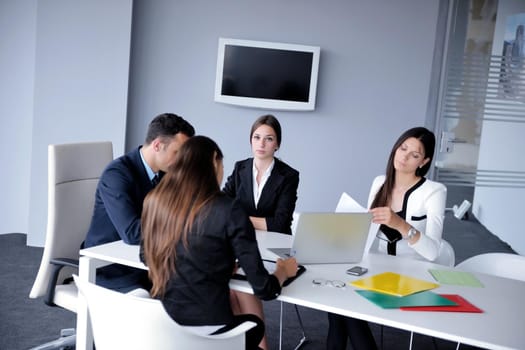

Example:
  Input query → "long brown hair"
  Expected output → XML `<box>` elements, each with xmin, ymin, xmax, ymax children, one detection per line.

<box><xmin>141</xmin><ymin>136</ymin><xmax>224</xmax><ymax>297</ymax></box>
<box><xmin>371</xmin><ymin>127</ymin><xmax>435</xmax><ymax>208</ymax></box>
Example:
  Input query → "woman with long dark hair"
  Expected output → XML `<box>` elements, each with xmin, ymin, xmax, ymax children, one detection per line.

<box><xmin>141</xmin><ymin>136</ymin><xmax>297</xmax><ymax>350</ymax></box>
<box><xmin>368</xmin><ymin>126</ymin><xmax>446</xmax><ymax>259</ymax></box>
<box><xmin>326</xmin><ymin>127</ymin><xmax>447</xmax><ymax>350</ymax></box>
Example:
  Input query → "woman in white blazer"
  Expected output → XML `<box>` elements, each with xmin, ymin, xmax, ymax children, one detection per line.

<box><xmin>327</xmin><ymin>127</ymin><xmax>447</xmax><ymax>350</ymax></box>
<box><xmin>367</xmin><ymin>173</ymin><xmax>446</xmax><ymax>260</ymax></box>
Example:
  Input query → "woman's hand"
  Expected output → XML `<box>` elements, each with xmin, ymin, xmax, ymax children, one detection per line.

<box><xmin>273</xmin><ymin>257</ymin><xmax>298</xmax><ymax>286</ymax></box>
<box><xmin>370</xmin><ymin>207</ymin><xmax>405</xmax><ymax>231</ymax></box>
<box><xmin>249</xmin><ymin>216</ymin><xmax>268</xmax><ymax>231</ymax></box>
<box><xmin>370</xmin><ymin>207</ymin><xmax>412</xmax><ymax>238</ymax></box>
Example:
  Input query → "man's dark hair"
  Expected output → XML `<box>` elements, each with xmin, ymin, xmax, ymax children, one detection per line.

<box><xmin>145</xmin><ymin>113</ymin><xmax>195</xmax><ymax>144</ymax></box>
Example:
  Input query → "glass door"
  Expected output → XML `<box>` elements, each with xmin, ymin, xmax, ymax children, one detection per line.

<box><xmin>434</xmin><ymin>0</ymin><xmax>525</xmax><ymax>205</ymax></box>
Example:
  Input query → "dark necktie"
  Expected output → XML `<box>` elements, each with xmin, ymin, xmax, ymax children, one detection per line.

<box><xmin>151</xmin><ymin>174</ymin><xmax>160</xmax><ymax>187</ymax></box>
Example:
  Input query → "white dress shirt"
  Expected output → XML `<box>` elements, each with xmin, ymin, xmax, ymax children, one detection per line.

<box><xmin>252</xmin><ymin>160</ymin><xmax>275</xmax><ymax>209</ymax></box>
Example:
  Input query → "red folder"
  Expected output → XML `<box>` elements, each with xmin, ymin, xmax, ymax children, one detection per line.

<box><xmin>400</xmin><ymin>294</ymin><xmax>483</xmax><ymax>313</ymax></box>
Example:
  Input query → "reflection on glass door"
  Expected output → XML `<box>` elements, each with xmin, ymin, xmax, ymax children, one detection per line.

<box><xmin>434</xmin><ymin>0</ymin><xmax>525</xmax><ymax>254</ymax></box>
<box><xmin>435</xmin><ymin>0</ymin><xmax>525</xmax><ymax>191</ymax></box>
<box><xmin>435</xmin><ymin>0</ymin><xmax>497</xmax><ymax>205</ymax></box>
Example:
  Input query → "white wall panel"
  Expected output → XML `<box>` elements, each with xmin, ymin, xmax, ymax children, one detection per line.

<box><xmin>0</xmin><ymin>0</ymin><xmax>37</xmax><ymax>236</ymax></box>
<box><xmin>27</xmin><ymin>0</ymin><xmax>132</xmax><ymax>246</ymax></box>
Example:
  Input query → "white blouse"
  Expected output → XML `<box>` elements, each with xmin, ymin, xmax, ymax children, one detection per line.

<box><xmin>252</xmin><ymin>159</ymin><xmax>275</xmax><ymax>209</ymax></box>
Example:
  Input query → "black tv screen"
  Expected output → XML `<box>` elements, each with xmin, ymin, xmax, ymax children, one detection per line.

<box><xmin>215</xmin><ymin>38</ymin><xmax>320</xmax><ymax>111</ymax></box>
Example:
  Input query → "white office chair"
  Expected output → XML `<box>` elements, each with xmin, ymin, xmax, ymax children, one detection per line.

<box><xmin>73</xmin><ymin>276</ymin><xmax>255</xmax><ymax>350</ymax></box>
<box><xmin>451</xmin><ymin>252</ymin><xmax>525</xmax><ymax>350</ymax></box>
<box><xmin>28</xmin><ymin>141</ymin><xmax>113</xmax><ymax>350</ymax></box>
<box><xmin>291</xmin><ymin>211</ymin><xmax>300</xmax><ymax>235</ymax></box>
<box><xmin>434</xmin><ymin>239</ymin><xmax>455</xmax><ymax>267</ymax></box>
<box><xmin>456</xmin><ymin>252</ymin><xmax>525</xmax><ymax>282</ymax></box>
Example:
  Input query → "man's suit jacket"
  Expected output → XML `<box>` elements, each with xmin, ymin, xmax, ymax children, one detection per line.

<box><xmin>223</xmin><ymin>158</ymin><xmax>299</xmax><ymax>235</ymax></box>
<box><xmin>84</xmin><ymin>146</ymin><xmax>159</xmax><ymax>291</ymax></box>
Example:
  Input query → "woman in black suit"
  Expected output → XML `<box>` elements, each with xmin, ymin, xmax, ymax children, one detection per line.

<box><xmin>223</xmin><ymin>114</ymin><xmax>299</xmax><ymax>348</ymax></box>
<box><xmin>141</xmin><ymin>136</ymin><xmax>298</xmax><ymax>350</ymax></box>
<box><xmin>223</xmin><ymin>114</ymin><xmax>299</xmax><ymax>235</ymax></box>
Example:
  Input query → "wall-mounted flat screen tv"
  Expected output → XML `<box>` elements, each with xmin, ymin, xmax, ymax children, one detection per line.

<box><xmin>215</xmin><ymin>38</ymin><xmax>320</xmax><ymax>111</ymax></box>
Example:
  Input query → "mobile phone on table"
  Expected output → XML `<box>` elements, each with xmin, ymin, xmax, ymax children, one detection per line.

<box><xmin>346</xmin><ymin>266</ymin><xmax>368</xmax><ymax>276</ymax></box>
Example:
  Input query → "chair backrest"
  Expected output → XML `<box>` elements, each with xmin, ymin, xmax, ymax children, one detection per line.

<box><xmin>434</xmin><ymin>239</ymin><xmax>456</xmax><ymax>267</ymax></box>
<box><xmin>73</xmin><ymin>276</ymin><xmax>254</xmax><ymax>350</ymax></box>
<box><xmin>291</xmin><ymin>211</ymin><xmax>300</xmax><ymax>235</ymax></box>
<box><xmin>456</xmin><ymin>252</ymin><xmax>525</xmax><ymax>282</ymax></box>
<box><xmin>29</xmin><ymin>141</ymin><xmax>113</xmax><ymax>307</ymax></box>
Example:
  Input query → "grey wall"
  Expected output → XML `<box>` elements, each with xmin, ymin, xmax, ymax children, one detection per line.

<box><xmin>126</xmin><ymin>0</ymin><xmax>441</xmax><ymax>212</ymax></box>
<box><xmin>0</xmin><ymin>0</ymin><xmax>37</xmax><ymax>236</ymax></box>
<box><xmin>1</xmin><ymin>0</ymin><xmax>443</xmax><ymax>246</ymax></box>
<box><xmin>26</xmin><ymin>0</ymin><xmax>133</xmax><ymax>246</ymax></box>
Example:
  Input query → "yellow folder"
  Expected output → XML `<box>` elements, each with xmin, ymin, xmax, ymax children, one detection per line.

<box><xmin>351</xmin><ymin>272</ymin><xmax>439</xmax><ymax>297</ymax></box>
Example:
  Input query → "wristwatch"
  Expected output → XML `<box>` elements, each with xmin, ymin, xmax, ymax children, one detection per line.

<box><xmin>406</xmin><ymin>227</ymin><xmax>418</xmax><ymax>240</ymax></box>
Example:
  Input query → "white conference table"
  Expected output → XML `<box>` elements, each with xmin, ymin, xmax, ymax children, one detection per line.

<box><xmin>77</xmin><ymin>231</ymin><xmax>525</xmax><ymax>350</ymax></box>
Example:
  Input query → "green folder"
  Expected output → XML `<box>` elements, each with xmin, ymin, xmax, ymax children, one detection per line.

<box><xmin>355</xmin><ymin>290</ymin><xmax>458</xmax><ymax>309</ymax></box>
<box><xmin>428</xmin><ymin>269</ymin><xmax>484</xmax><ymax>287</ymax></box>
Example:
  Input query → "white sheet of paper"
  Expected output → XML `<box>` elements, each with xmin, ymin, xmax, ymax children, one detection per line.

<box><xmin>335</xmin><ymin>192</ymin><xmax>367</xmax><ymax>213</ymax></box>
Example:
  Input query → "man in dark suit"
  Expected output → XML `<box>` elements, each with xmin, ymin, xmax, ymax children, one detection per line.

<box><xmin>83</xmin><ymin>113</ymin><xmax>195</xmax><ymax>291</ymax></box>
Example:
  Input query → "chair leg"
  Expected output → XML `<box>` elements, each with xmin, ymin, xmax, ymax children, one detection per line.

<box><xmin>60</xmin><ymin>328</ymin><xmax>75</xmax><ymax>338</ymax></box>
<box><xmin>279</xmin><ymin>301</ymin><xmax>284</xmax><ymax>350</ymax></box>
<box><xmin>293</xmin><ymin>304</ymin><xmax>307</xmax><ymax>349</ymax></box>
<box><xmin>279</xmin><ymin>302</ymin><xmax>308</xmax><ymax>350</ymax></box>
<box><xmin>409</xmin><ymin>332</ymin><xmax>441</xmax><ymax>350</ymax></box>
<box><xmin>432</xmin><ymin>336</ymin><xmax>438</xmax><ymax>350</ymax></box>
<box><xmin>28</xmin><ymin>332</ymin><xmax>76</xmax><ymax>350</ymax></box>
<box><xmin>380</xmin><ymin>325</ymin><xmax>384</xmax><ymax>350</ymax></box>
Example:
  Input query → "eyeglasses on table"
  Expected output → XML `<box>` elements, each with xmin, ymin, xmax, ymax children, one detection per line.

<box><xmin>312</xmin><ymin>278</ymin><xmax>346</xmax><ymax>288</ymax></box>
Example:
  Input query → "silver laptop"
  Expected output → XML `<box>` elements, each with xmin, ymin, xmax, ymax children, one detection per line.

<box><xmin>268</xmin><ymin>212</ymin><xmax>372</xmax><ymax>264</ymax></box>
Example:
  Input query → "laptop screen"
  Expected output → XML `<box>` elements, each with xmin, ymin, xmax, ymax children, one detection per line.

<box><xmin>269</xmin><ymin>212</ymin><xmax>372</xmax><ymax>264</ymax></box>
